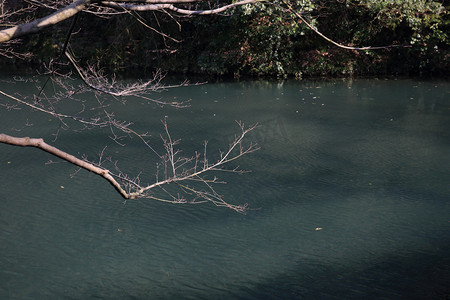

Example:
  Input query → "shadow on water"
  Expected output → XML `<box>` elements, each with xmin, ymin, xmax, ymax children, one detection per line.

<box><xmin>226</xmin><ymin>248</ymin><xmax>450</xmax><ymax>300</ymax></box>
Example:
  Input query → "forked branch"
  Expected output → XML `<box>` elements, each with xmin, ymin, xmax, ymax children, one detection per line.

<box><xmin>0</xmin><ymin>121</ymin><xmax>259</xmax><ymax>212</ymax></box>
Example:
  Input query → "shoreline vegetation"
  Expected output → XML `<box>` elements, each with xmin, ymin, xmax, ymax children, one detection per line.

<box><xmin>1</xmin><ymin>1</ymin><xmax>449</xmax><ymax>79</ymax></box>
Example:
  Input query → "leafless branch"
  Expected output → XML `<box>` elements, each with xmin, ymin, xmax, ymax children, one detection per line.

<box><xmin>123</xmin><ymin>121</ymin><xmax>259</xmax><ymax>212</ymax></box>
<box><xmin>0</xmin><ymin>0</ymin><xmax>88</xmax><ymax>43</ymax></box>
<box><xmin>0</xmin><ymin>121</ymin><xmax>258</xmax><ymax>212</ymax></box>
<box><xmin>100</xmin><ymin>0</ymin><xmax>262</xmax><ymax>15</ymax></box>
<box><xmin>0</xmin><ymin>0</ymin><xmax>263</xmax><ymax>44</ymax></box>
<box><xmin>64</xmin><ymin>49</ymin><xmax>190</xmax><ymax>107</ymax></box>
<box><xmin>0</xmin><ymin>0</ymin><xmax>261</xmax><ymax>213</ymax></box>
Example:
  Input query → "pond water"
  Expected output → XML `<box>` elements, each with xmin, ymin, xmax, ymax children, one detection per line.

<box><xmin>0</xmin><ymin>76</ymin><xmax>449</xmax><ymax>299</ymax></box>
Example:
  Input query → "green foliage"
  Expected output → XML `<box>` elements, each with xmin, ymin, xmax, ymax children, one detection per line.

<box><xmin>4</xmin><ymin>0</ymin><xmax>449</xmax><ymax>77</ymax></box>
<box><xmin>350</xmin><ymin>0</ymin><xmax>449</xmax><ymax>74</ymax></box>
<box><xmin>194</xmin><ymin>1</ymin><xmax>317</xmax><ymax>77</ymax></box>
<box><xmin>190</xmin><ymin>0</ymin><xmax>449</xmax><ymax>77</ymax></box>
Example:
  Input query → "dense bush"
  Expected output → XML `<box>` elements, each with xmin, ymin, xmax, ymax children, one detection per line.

<box><xmin>2</xmin><ymin>0</ymin><xmax>449</xmax><ymax>78</ymax></box>
<box><xmin>189</xmin><ymin>0</ymin><xmax>449</xmax><ymax>77</ymax></box>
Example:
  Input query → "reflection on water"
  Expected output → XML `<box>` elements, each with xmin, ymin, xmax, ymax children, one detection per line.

<box><xmin>1</xmin><ymin>77</ymin><xmax>449</xmax><ymax>299</ymax></box>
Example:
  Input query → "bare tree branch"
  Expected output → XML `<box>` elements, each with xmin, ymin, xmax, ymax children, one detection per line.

<box><xmin>125</xmin><ymin>121</ymin><xmax>259</xmax><ymax>205</ymax></box>
<box><xmin>100</xmin><ymin>0</ymin><xmax>262</xmax><ymax>15</ymax></box>
<box><xmin>0</xmin><ymin>0</ymin><xmax>88</xmax><ymax>43</ymax></box>
<box><xmin>64</xmin><ymin>49</ymin><xmax>189</xmax><ymax>106</ymax></box>
<box><xmin>0</xmin><ymin>0</ymin><xmax>261</xmax><ymax>212</ymax></box>
<box><xmin>0</xmin><ymin>121</ymin><xmax>258</xmax><ymax>212</ymax></box>
<box><xmin>0</xmin><ymin>0</ymin><xmax>263</xmax><ymax>44</ymax></box>
<box><xmin>0</xmin><ymin>133</ymin><xmax>130</xmax><ymax>198</ymax></box>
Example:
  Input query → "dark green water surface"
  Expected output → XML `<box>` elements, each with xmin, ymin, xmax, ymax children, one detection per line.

<box><xmin>1</xmin><ymin>77</ymin><xmax>449</xmax><ymax>299</ymax></box>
